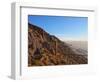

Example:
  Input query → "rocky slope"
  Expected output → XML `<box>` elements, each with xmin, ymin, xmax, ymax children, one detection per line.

<box><xmin>28</xmin><ymin>23</ymin><xmax>87</xmax><ymax>66</ymax></box>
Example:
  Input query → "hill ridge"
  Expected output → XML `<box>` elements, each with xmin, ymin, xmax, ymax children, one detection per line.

<box><xmin>28</xmin><ymin>23</ymin><xmax>87</xmax><ymax>66</ymax></box>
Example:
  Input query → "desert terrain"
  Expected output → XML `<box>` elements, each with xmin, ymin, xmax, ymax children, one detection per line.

<box><xmin>28</xmin><ymin>23</ymin><xmax>88</xmax><ymax>66</ymax></box>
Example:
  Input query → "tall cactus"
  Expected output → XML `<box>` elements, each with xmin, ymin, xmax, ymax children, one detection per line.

<box><xmin>42</xmin><ymin>30</ymin><xmax>45</xmax><ymax>41</ymax></box>
<box><xmin>55</xmin><ymin>39</ymin><xmax>57</xmax><ymax>55</ymax></box>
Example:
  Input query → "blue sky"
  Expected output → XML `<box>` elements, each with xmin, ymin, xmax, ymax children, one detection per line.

<box><xmin>28</xmin><ymin>15</ymin><xmax>88</xmax><ymax>41</ymax></box>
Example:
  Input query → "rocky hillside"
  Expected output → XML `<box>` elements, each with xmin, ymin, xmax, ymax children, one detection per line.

<box><xmin>28</xmin><ymin>23</ymin><xmax>87</xmax><ymax>66</ymax></box>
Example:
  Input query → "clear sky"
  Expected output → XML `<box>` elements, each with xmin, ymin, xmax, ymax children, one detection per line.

<box><xmin>28</xmin><ymin>15</ymin><xmax>88</xmax><ymax>41</ymax></box>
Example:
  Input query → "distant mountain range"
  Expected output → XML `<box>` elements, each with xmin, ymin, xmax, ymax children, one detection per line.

<box><xmin>28</xmin><ymin>23</ymin><xmax>87</xmax><ymax>66</ymax></box>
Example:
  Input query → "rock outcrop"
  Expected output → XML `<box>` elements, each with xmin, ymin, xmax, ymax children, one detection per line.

<box><xmin>28</xmin><ymin>23</ymin><xmax>87</xmax><ymax>66</ymax></box>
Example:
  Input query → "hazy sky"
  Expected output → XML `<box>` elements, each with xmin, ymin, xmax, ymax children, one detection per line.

<box><xmin>28</xmin><ymin>15</ymin><xmax>88</xmax><ymax>41</ymax></box>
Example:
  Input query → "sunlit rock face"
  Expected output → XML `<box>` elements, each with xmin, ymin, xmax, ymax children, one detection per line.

<box><xmin>28</xmin><ymin>23</ymin><xmax>87</xmax><ymax>66</ymax></box>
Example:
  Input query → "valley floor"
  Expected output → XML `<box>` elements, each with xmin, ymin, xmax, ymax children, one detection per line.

<box><xmin>64</xmin><ymin>41</ymin><xmax>88</xmax><ymax>58</ymax></box>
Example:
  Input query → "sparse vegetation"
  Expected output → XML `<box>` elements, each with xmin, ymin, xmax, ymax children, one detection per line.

<box><xmin>28</xmin><ymin>23</ymin><xmax>88</xmax><ymax>66</ymax></box>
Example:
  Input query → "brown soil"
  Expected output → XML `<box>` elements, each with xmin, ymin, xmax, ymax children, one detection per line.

<box><xmin>28</xmin><ymin>23</ymin><xmax>88</xmax><ymax>66</ymax></box>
